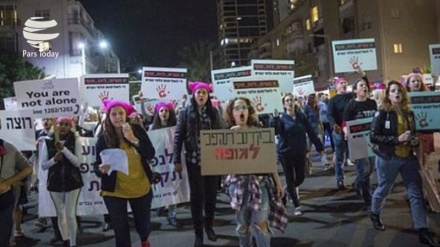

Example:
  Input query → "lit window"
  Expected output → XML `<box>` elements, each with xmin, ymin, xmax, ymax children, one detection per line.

<box><xmin>34</xmin><ymin>9</ymin><xmax>50</xmax><ymax>20</ymax></box>
<box><xmin>393</xmin><ymin>43</ymin><xmax>403</xmax><ymax>53</ymax></box>
<box><xmin>39</xmin><ymin>41</ymin><xmax>51</xmax><ymax>52</ymax></box>
<box><xmin>311</xmin><ymin>6</ymin><xmax>319</xmax><ymax>23</ymax></box>
<box><xmin>276</xmin><ymin>39</ymin><xmax>280</xmax><ymax>46</ymax></box>
<box><xmin>306</xmin><ymin>19</ymin><xmax>311</xmax><ymax>30</ymax></box>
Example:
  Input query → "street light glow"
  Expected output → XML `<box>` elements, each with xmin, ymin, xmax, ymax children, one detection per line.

<box><xmin>78</xmin><ymin>42</ymin><xmax>85</xmax><ymax>49</ymax></box>
<box><xmin>99</xmin><ymin>41</ymin><xmax>108</xmax><ymax>48</ymax></box>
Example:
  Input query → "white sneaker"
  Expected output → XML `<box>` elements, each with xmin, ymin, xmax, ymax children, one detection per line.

<box><xmin>347</xmin><ymin>159</ymin><xmax>355</xmax><ymax>166</ymax></box>
<box><xmin>293</xmin><ymin>207</ymin><xmax>303</xmax><ymax>216</ymax></box>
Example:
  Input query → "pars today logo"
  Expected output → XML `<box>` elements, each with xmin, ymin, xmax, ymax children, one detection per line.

<box><xmin>22</xmin><ymin>17</ymin><xmax>60</xmax><ymax>59</ymax></box>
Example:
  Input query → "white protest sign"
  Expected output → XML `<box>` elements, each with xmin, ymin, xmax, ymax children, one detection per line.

<box><xmin>332</xmin><ymin>38</ymin><xmax>377</xmax><ymax>73</ymax></box>
<box><xmin>423</xmin><ymin>74</ymin><xmax>433</xmax><ymax>85</ymax></box>
<box><xmin>81</xmin><ymin>74</ymin><xmax>129</xmax><ymax>107</ymax></box>
<box><xmin>0</xmin><ymin>109</ymin><xmax>35</xmax><ymax>151</ymax></box>
<box><xmin>141</xmin><ymin>67</ymin><xmax>187</xmax><ymax>101</ymax></box>
<box><xmin>251</xmin><ymin>59</ymin><xmax>295</xmax><ymax>93</ymax></box>
<box><xmin>293</xmin><ymin>74</ymin><xmax>315</xmax><ymax>97</ymax></box>
<box><xmin>14</xmin><ymin>78</ymin><xmax>81</xmax><ymax>118</ymax></box>
<box><xmin>409</xmin><ymin>91</ymin><xmax>440</xmax><ymax>131</ymax></box>
<box><xmin>211</xmin><ymin>66</ymin><xmax>252</xmax><ymax>101</ymax></box>
<box><xmin>429</xmin><ymin>44</ymin><xmax>440</xmax><ymax>75</ymax></box>
<box><xmin>3</xmin><ymin>97</ymin><xmax>17</xmax><ymax>110</ymax></box>
<box><xmin>147</xmin><ymin>127</ymin><xmax>190</xmax><ymax>208</ymax></box>
<box><xmin>346</xmin><ymin>117</ymin><xmax>374</xmax><ymax>160</ymax></box>
<box><xmin>132</xmin><ymin>95</ymin><xmax>159</xmax><ymax>116</ymax></box>
<box><xmin>231</xmin><ymin>77</ymin><xmax>284</xmax><ymax>114</ymax></box>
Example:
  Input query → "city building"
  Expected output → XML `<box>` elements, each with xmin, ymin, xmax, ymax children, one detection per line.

<box><xmin>216</xmin><ymin>0</ymin><xmax>274</xmax><ymax>68</ymax></box>
<box><xmin>250</xmin><ymin>0</ymin><xmax>440</xmax><ymax>90</ymax></box>
<box><xmin>0</xmin><ymin>0</ymin><xmax>119</xmax><ymax>78</ymax></box>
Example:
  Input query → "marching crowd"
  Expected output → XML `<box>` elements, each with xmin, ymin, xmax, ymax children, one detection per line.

<box><xmin>1</xmin><ymin>67</ymin><xmax>440</xmax><ymax>247</ymax></box>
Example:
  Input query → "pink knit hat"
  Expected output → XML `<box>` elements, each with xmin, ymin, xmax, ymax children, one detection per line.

<box><xmin>334</xmin><ymin>77</ymin><xmax>347</xmax><ymax>86</ymax></box>
<box><xmin>188</xmin><ymin>81</ymin><xmax>213</xmax><ymax>94</ymax></box>
<box><xmin>155</xmin><ymin>102</ymin><xmax>174</xmax><ymax>112</ymax></box>
<box><xmin>103</xmin><ymin>99</ymin><xmax>136</xmax><ymax>116</ymax></box>
<box><xmin>56</xmin><ymin>116</ymin><xmax>74</xmax><ymax>126</ymax></box>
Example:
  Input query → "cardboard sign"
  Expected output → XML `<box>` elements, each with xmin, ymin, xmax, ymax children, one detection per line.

<box><xmin>409</xmin><ymin>91</ymin><xmax>440</xmax><ymax>131</ymax></box>
<box><xmin>0</xmin><ymin>109</ymin><xmax>35</xmax><ymax>151</ymax></box>
<box><xmin>429</xmin><ymin>44</ymin><xmax>440</xmax><ymax>75</ymax></box>
<box><xmin>211</xmin><ymin>66</ymin><xmax>252</xmax><ymax>101</ymax></box>
<box><xmin>141</xmin><ymin>67</ymin><xmax>187</xmax><ymax>101</ymax></box>
<box><xmin>147</xmin><ymin>127</ymin><xmax>190</xmax><ymax>208</ymax></box>
<box><xmin>332</xmin><ymin>38</ymin><xmax>377</xmax><ymax>73</ymax></box>
<box><xmin>231</xmin><ymin>77</ymin><xmax>284</xmax><ymax>114</ymax></box>
<box><xmin>81</xmin><ymin>74</ymin><xmax>130</xmax><ymax>107</ymax></box>
<box><xmin>251</xmin><ymin>59</ymin><xmax>295</xmax><ymax>93</ymax></box>
<box><xmin>200</xmin><ymin>128</ymin><xmax>277</xmax><ymax>175</ymax></box>
<box><xmin>293</xmin><ymin>75</ymin><xmax>315</xmax><ymax>97</ymax></box>
<box><xmin>346</xmin><ymin>117</ymin><xmax>374</xmax><ymax>160</ymax></box>
<box><xmin>14</xmin><ymin>78</ymin><xmax>81</xmax><ymax>118</ymax></box>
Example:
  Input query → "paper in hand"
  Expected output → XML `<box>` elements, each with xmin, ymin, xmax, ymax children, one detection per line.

<box><xmin>99</xmin><ymin>148</ymin><xmax>129</xmax><ymax>175</ymax></box>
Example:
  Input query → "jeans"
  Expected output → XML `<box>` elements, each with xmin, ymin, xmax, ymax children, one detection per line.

<box><xmin>371</xmin><ymin>154</ymin><xmax>428</xmax><ymax>229</ymax></box>
<box><xmin>229</xmin><ymin>179</ymin><xmax>271</xmax><ymax>247</ymax></box>
<box><xmin>0</xmin><ymin>203</ymin><xmax>14</xmax><ymax>247</ymax></box>
<box><xmin>332</xmin><ymin>130</ymin><xmax>348</xmax><ymax>182</ymax></box>
<box><xmin>186</xmin><ymin>163</ymin><xmax>219</xmax><ymax>236</ymax></box>
<box><xmin>354</xmin><ymin>157</ymin><xmax>374</xmax><ymax>207</ymax></box>
<box><xmin>278</xmin><ymin>153</ymin><xmax>306</xmax><ymax>207</ymax></box>
<box><xmin>104</xmin><ymin>191</ymin><xmax>153</xmax><ymax>247</ymax></box>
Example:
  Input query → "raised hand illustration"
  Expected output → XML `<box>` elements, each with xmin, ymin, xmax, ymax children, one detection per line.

<box><xmin>349</xmin><ymin>56</ymin><xmax>362</xmax><ymax>70</ymax></box>
<box><xmin>156</xmin><ymin>84</ymin><xmax>170</xmax><ymax>98</ymax></box>
<box><xmin>296</xmin><ymin>88</ymin><xmax>305</xmax><ymax>95</ymax></box>
<box><xmin>415</xmin><ymin>111</ymin><xmax>432</xmax><ymax>128</ymax></box>
<box><xmin>99</xmin><ymin>91</ymin><xmax>111</xmax><ymax>102</ymax></box>
<box><xmin>253</xmin><ymin>96</ymin><xmax>267</xmax><ymax>112</ymax></box>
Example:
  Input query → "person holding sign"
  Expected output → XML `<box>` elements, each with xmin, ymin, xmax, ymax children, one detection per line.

<box><xmin>173</xmin><ymin>82</ymin><xmax>223</xmax><ymax>247</ymax></box>
<box><xmin>94</xmin><ymin>100</ymin><xmax>156</xmax><ymax>247</ymax></box>
<box><xmin>369</xmin><ymin>81</ymin><xmax>439</xmax><ymax>247</ymax></box>
<box><xmin>342</xmin><ymin>79</ymin><xmax>377</xmax><ymax>210</ymax></box>
<box><xmin>270</xmin><ymin>93</ymin><xmax>325</xmax><ymax>217</ymax></box>
<box><xmin>148</xmin><ymin>102</ymin><xmax>181</xmax><ymax>227</ymax></box>
<box><xmin>40</xmin><ymin>117</ymin><xmax>83</xmax><ymax>247</ymax></box>
<box><xmin>224</xmin><ymin>97</ymin><xmax>286</xmax><ymax>247</ymax></box>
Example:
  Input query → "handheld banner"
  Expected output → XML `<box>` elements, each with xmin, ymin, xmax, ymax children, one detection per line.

<box><xmin>231</xmin><ymin>77</ymin><xmax>284</xmax><ymax>115</ymax></box>
<box><xmin>141</xmin><ymin>67</ymin><xmax>187</xmax><ymax>101</ymax></box>
<box><xmin>14</xmin><ymin>78</ymin><xmax>81</xmax><ymax>118</ymax></box>
<box><xmin>429</xmin><ymin>44</ymin><xmax>440</xmax><ymax>75</ymax></box>
<box><xmin>346</xmin><ymin>117</ymin><xmax>374</xmax><ymax>160</ymax></box>
<box><xmin>3</xmin><ymin>97</ymin><xmax>17</xmax><ymax>110</ymax></box>
<box><xmin>200</xmin><ymin>128</ymin><xmax>277</xmax><ymax>175</ymax></box>
<box><xmin>251</xmin><ymin>59</ymin><xmax>295</xmax><ymax>93</ymax></box>
<box><xmin>409</xmin><ymin>91</ymin><xmax>440</xmax><ymax>131</ymax></box>
<box><xmin>293</xmin><ymin>75</ymin><xmax>315</xmax><ymax>97</ymax></box>
<box><xmin>0</xmin><ymin>109</ymin><xmax>35</xmax><ymax>151</ymax></box>
<box><xmin>81</xmin><ymin>74</ymin><xmax>129</xmax><ymax>107</ymax></box>
<box><xmin>211</xmin><ymin>66</ymin><xmax>252</xmax><ymax>101</ymax></box>
<box><xmin>332</xmin><ymin>38</ymin><xmax>377</xmax><ymax>73</ymax></box>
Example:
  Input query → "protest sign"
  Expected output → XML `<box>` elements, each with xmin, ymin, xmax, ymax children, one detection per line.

<box><xmin>0</xmin><ymin>109</ymin><xmax>35</xmax><ymax>151</ymax></box>
<box><xmin>3</xmin><ymin>97</ymin><xmax>17</xmax><ymax>110</ymax></box>
<box><xmin>251</xmin><ymin>59</ymin><xmax>295</xmax><ymax>93</ymax></box>
<box><xmin>200</xmin><ymin>128</ymin><xmax>277</xmax><ymax>175</ymax></box>
<box><xmin>81</xmin><ymin>74</ymin><xmax>129</xmax><ymax>107</ymax></box>
<box><xmin>409</xmin><ymin>91</ymin><xmax>440</xmax><ymax>131</ymax></box>
<box><xmin>429</xmin><ymin>44</ymin><xmax>440</xmax><ymax>75</ymax></box>
<box><xmin>14</xmin><ymin>78</ymin><xmax>81</xmax><ymax>118</ymax></box>
<box><xmin>346</xmin><ymin>117</ymin><xmax>374</xmax><ymax>160</ymax></box>
<box><xmin>141</xmin><ymin>67</ymin><xmax>187</xmax><ymax>101</ymax></box>
<box><xmin>147</xmin><ymin>127</ymin><xmax>190</xmax><ymax>208</ymax></box>
<box><xmin>293</xmin><ymin>75</ymin><xmax>315</xmax><ymax>97</ymax></box>
<box><xmin>211</xmin><ymin>66</ymin><xmax>251</xmax><ymax>101</ymax></box>
<box><xmin>332</xmin><ymin>38</ymin><xmax>377</xmax><ymax>73</ymax></box>
<box><xmin>231</xmin><ymin>77</ymin><xmax>284</xmax><ymax>114</ymax></box>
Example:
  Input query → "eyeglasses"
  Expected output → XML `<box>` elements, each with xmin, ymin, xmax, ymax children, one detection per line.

<box><xmin>233</xmin><ymin>105</ymin><xmax>249</xmax><ymax>111</ymax></box>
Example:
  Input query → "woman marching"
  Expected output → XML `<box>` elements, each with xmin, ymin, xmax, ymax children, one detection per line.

<box><xmin>224</xmin><ymin>97</ymin><xmax>285</xmax><ymax>247</ymax></box>
<box><xmin>369</xmin><ymin>81</ymin><xmax>439</xmax><ymax>247</ymax></box>
<box><xmin>94</xmin><ymin>100</ymin><xmax>156</xmax><ymax>247</ymax></box>
<box><xmin>41</xmin><ymin>117</ymin><xmax>83</xmax><ymax>247</ymax></box>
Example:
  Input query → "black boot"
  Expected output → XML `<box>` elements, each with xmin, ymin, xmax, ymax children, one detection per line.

<box><xmin>194</xmin><ymin>235</ymin><xmax>203</xmax><ymax>247</ymax></box>
<box><xmin>205</xmin><ymin>228</ymin><xmax>217</xmax><ymax>242</ymax></box>
<box><xmin>369</xmin><ymin>213</ymin><xmax>385</xmax><ymax>231</ymax></box>
<box><xmin>419</xmin><ymin>228</ymin><xmax>440</xmax><ymax>247</ymax></box>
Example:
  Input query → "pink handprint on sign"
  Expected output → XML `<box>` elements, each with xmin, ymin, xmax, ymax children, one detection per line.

<box><xmin>253</xmin><ymin>96</ymin><xmax>267</xmax><ymax>112</ymax></box>
<box><xmin>156</xmin><ymin>84</ymin><xmax>170</xmax><ymax>98</ymax></box>
<box><xmin>349</xmin><ymin>56</ymin><xmax>363</xmax><ymax>70</ymax></box>
<box><xmin>296</xmin><ymin>88</ymin><xmax>305</xmax><ymax>95</ymax></box>
<box><xmin>99</xmin><ymin>91</ymin><xmax>111</xmax><ymax>102</ymax></box>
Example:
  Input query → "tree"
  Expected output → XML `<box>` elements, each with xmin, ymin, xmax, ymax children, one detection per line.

<box><xmin>0</xmin><ymin>49</ymin><xmax>46</xmax><ymax>109</ymax></box>
<box><xmin>177</xmin><ymin>40</ymin><xmax>217</xmax><ymax>83</ymax></box>
<box><xmin>288</xmin><ymin>51</ymin><xmax>317</xmax><ymax>77</ymax></box>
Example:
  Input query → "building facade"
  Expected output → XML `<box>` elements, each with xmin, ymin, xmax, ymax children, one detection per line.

<box><xmin>250</xmin><ymin>0</ymin><xmax>440</xmax><ymax>90</ymax></box>
<box><xmin>0</xmin><ymin>0</ymin><xmax>119</xmax><ymax>78</ymax></box>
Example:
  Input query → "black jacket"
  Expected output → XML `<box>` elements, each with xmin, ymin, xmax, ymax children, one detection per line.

<box><xmin>370</xmin><ymin>110</ymin><xmax>416</xmax><ymax>158</ymax></box>
<box><xmin>93</xmin><ymin>124</ymin><xmax>155</xmax><ymax>192</ymax></box>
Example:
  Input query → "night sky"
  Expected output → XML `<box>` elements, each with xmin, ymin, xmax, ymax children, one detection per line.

<box><xmin>78</xmin><ymin>0</ymin><xmax>218</xmax><ymax>70</ymax></box>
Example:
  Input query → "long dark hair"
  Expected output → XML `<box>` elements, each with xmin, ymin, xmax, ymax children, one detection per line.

<box><xmin>189</xmin><ymin>94</ymin><xmax>221</xmax><ymax>129</ymax></box>
<box><xmin>103</xmin><ymin>110</ymin><xmax>134</xmax><ymax>148</ymax></box>
<box><xmin>150</xmin><ymin>107</ymin><xmax>177</xmax><ymax>130</ymax></box>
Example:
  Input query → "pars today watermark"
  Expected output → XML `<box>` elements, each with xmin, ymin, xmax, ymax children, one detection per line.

<box><xmin>22</xmin><ymin>17</ymin><xmax>60</xmax><ymax>59</ymax></box>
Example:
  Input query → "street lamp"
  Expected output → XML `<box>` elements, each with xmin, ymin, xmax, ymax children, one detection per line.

<box><xmin>309</xmin><ymin>34</ymin><xmax>333</xmax><ymax>81</ymax></box>
<box><xmin>78</xmin><ymin>40</ymin><xmax>120</xmax><ymax>75</ymax></box>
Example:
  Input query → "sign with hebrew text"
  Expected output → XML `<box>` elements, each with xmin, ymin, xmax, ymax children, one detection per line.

<box><xmin>0</xmin><ymin>109</ymin><xmax>35</xmax><ymax>151</ymax></box>
<box><xmin>200</xmin><ymin>128</ymin><xmax>277</xmax><ymax>175</ymax></box>
<box><xmin>346</xmin><ymin>117</ymin><xmax>374</xmax><ymax>160</ymax></box>
<box><xmin>409</xmin><ymin>91</ymin><xmax>440</xmax><ymax>131</ymax></box>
